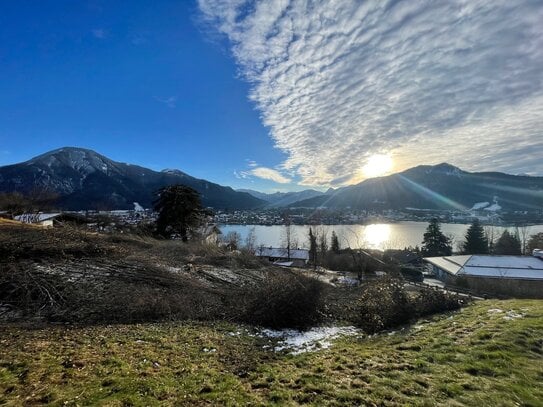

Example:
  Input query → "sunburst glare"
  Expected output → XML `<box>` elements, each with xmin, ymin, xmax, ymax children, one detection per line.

<box><xmin>362</xmin><ymin>154</ymin><xmax>393</xmax><ymax>178</ymax></box>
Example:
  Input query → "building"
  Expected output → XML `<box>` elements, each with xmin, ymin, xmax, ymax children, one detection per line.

<box><xmin>255</xmin><ymin>247</ymin><xmax>309</xmax><ymax>267</ymax></box>
<box><xmin>14</xmin><ymin>212</ymin><xmax>88</xmax><ymax>228</ymax></box>
<box><xmin>424</xmin><ymin>253</ymin><xmax>543</xmax><ymax>298</ymax></box>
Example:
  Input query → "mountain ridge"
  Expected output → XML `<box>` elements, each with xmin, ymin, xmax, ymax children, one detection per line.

<box><xmin>0</xmin><ymin>147</ymin><xmax>264</xmax><ymax>210</ymax></box>
<box><xmin>289</xmin><ymin>164</ymin><xmax>543</xmax><ymax>211</ymax></box>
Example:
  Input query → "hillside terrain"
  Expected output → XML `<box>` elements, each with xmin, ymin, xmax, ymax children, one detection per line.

<box><xmin>2</xmin><ymin>148</ymin><xmax>543</xmax><ymax>212</ymax></box>
<box><xmin>1</xmin><ymin>299</ymin><xmax>542</xmax><ymax>405</ymax></box>
<box><xmin>293</xmin><ymin>163</ymin><xmax>543</xmax><ymax>211</ymax></box>
<box><xmin>0</xmin><ymin>147</ymin><xmax>264</xmax><ymax>210</ymax></box>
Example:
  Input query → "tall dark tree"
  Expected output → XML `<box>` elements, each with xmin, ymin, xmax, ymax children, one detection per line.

<box><xmin>330</xmin><ymin>231</ymin><xmax>340</xmax><ymax>253</ymax></box>
<box><xmin>494</xmin><ymin>230</ymin><xmax>522</xmax><ymax>255</ymax></box>
<box><xmin>421</xmin><ymin>218</ymin><xmax>452</xmax><ymax>256</ymax></box>
<box><xmin>153</xmin><ymin>185</ymin><xmax>208</xmax><ymax>241</ymax></box>
<box><xmin>308</xmin><ymin>227</ymin><xmax>318</xmax><ymax>269</ymax></box>
<box><xmin>461</xmin><ymin>219</ymin><xmax>489</xmax><ymax>254</ymax></box>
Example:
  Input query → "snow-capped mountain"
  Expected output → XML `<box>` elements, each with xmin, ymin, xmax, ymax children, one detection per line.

<box><xmin>0</xmin><ymin>147</ymin><xmax>264</xmax><ymax>210</ymax></box>
<box><xmin>289</xmin><ymin>163</ymin><xmax>543</xmax><ymax>211</ymax></box>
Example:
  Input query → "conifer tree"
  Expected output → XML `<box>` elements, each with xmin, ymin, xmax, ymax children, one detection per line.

<box><xmin>421</xmin><ymin>218</ymin><xmax>452</xmax><ymax>256</ymax></box>
<box><xmin>154</xmin><ymin>185</ymin><xmax>208</xmax><ymax>241</ymax></box>
<box><xmin>494</xmin><ymin>230</ymin><xmax>522</xmax><ymax>255</ymax></box>
<box><xmin>330</xmin><ymin>231</ymin><xmax>340</xmax><ymax>253</ymax></box>
<box><xmin>461</xmin><ymin>219</ymin><xmax>489</xmax><ymax>254</ymax></box>
<box><xmin>308</xmin><ymin>227</ymin><xmax>318</xmax><ymax>267</ymax></box>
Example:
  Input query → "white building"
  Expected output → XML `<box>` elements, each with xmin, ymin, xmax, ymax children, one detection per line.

<box><xmin>424</xmin><ymin>253</ymin><xmax>543</xmax><ymax>298</ymax></box>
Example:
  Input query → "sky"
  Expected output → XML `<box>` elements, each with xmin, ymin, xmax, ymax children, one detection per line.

<box><xmin>1</xmin><ymin>0</ymin><xmax>542</xmax><ymax>192</ymax></box>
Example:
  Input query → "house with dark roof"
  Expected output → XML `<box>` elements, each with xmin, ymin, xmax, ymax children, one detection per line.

<box><xmin>255</xmin><ymin>247</ymin><xmax>309</xmax><ymax>267</ymax></box>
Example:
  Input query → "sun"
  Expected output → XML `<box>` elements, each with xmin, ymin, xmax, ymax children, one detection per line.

<box><xmin>362</xmin><ymin>154</ymin><xmax>393</xmax><ymax>178</ymax></box>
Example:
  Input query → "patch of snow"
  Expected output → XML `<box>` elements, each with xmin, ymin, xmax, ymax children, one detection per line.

<box><xmin>258</xmin><ymin>326</ymin><xmax>362</xmax><ymax>355</ymax></box>
<box><xmin>503</xmin><ymin>310</ymin><xmax>524</xmax><ymax>320</ymax></box>
<box><xmin>487</xmin><ymin>308</ymin><xmax>503</xmax><ymax>314</ymax></box>
<box><xmin>470</xmin><ymin>202</ymin><xmax>490</xmax><ymax>210</ymax></box>
<box><xmin>133</xmin><ymin>202</ymin><xmax>144</xmax><ymax>211</ymax></box>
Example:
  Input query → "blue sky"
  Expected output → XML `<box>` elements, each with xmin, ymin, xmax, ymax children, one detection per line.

<box><xmin>0</xmin><ymin>0</ymin><xmax>293</xmax><ymax>191</ymax></box>
<box><xmin>1</xmin><ymin>1</ymin><xmax>542</xmax><ymax>191</ymax></box>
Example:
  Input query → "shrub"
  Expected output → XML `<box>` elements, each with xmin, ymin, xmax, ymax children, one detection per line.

<box><xmin>241</xmin><ymin>272</ymin><xmax>325</xmax><ymax>330</ymax></box>
<box><xmin>352</xmin><ymin>278</ymin><xmax>412</xmax><ymax>333</ymax></box>
<box><xmin>412</xmin><ymin>288</ymin><xmax>465</xmax><ymax>317</ymax></box>
<box><xmin>351</xmin><ymin>278</ymin><xmax>465</xmax><ymax>333</ymax></box>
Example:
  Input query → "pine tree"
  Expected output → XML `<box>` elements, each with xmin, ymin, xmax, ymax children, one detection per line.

<box><xmin>421</xmin><ymin>218</ymin><xmax>452</xmax><ymax>256</ymax></box>
<box><xmin>153</xmin><ymin>184</ymin><xmax>208</xmax><ymax>241</ymax></box>
<box><xmin>494</xmin><ymin>230</ymin><xmax>522</xmax><ymax>255</ymax></box>
<box><xmin>308</xmin><ymin>227</ymin><xmax>318</xmax><ymax>267</ymax></box>
<box><xmin>461</xmin><ymin>219</ymin><xmax>489</xmax><ymax>254</ymax></box>
<box><xmin>330</xmin><ymin>231</ymin><xmax>340</xmax><ymax>253</ymax></box>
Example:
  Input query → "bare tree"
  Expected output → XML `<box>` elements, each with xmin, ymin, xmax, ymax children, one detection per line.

<box><xmin>244</xmin><ymin>227</ymin><xmax>257</xmax><ymax>252</ymax></box>
<box><xmin>517</xmin><ymin>225</ymin><xmax>531</xmax><ymax>255</ymax></box>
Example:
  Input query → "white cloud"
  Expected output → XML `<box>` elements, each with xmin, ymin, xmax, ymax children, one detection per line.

<box><xmin>91</xmin><ymin>28</ymin><xmax>107</xmax><ymax>39</ymax></box>
<box><xmin>199</xmin><ymin>0</ymin><xmax>543</xmax><ymax>185</ymax></box>
<box><xmin>154</xmin><ymin>96</ymin><xmax>177</xmax><ymax>108</ymax></box>
<box><xmin>250</xmin><ymin>167</ymin><xmax>291</xmax><ymax>183</ymax></box>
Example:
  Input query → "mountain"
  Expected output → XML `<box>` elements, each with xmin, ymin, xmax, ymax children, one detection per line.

<box><xmin>0</xmin><ymin>147</ymin><xmax>264</xmax><ymax>210</ymax></box>
<box><xmin>289</xmin><ymin>163</ymin><xmax>543</xmax><ymax>211</ymax></box>
<box><xmin>238</xmin><ymin>188</ymin><xmax>324</xmax><ymax>208</ymax></box>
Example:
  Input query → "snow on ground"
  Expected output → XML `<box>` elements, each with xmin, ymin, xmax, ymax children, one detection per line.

<box><xmin>256</xmin><ymin>326</ymin><xmax>362</xmax><ymax>355</ymax></box>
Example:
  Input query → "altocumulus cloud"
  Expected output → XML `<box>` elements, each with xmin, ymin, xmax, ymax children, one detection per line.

<box><xmin>199</xmin><ymin>0</ymin><xmax>543</xmax><ymax>186</ymax></box>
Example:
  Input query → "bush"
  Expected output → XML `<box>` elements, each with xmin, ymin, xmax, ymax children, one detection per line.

<box><xmin>352</xmin><ymin>278</ymin><xmax>412</xmax><ymax>333</ymax></box>
<box><xmin>351</xmin><ymin>278</ymin><xmax>465</xmax><ymax>333</ymax></box>
<box><xmin>241</xmin><ymin>272</ymin><xmax>325</xmax><ymax>330</ymax></box>
<box><xmin>412</xmin><ymin>288</ymin><xmax>465</xmax><ymax>317</ymax></box>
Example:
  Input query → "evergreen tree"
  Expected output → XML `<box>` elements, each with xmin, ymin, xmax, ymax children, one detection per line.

<box><xmin>494</xmin><ymin>230</ymin><xmax>522</xmax><ymax>255</ymax></box>
<box><xmin>318</xmin><ymin>232</ymin><xmax>328</xmax><ymax>259</ymax></box>
<box><xmin>461</xmin><ymin>219</ymin><xmax>489</xmax><ymax>254</ymax></box>
<box><xmin>153</xmin><ymin>185</ymin><xmax>209</xmax><ymax>241</ymax></box>
<box><xmin>330</xmin><ymin>231</ymin><xmax>340</xmax><ymax>253</ymax></box>
<box><xmin>421</xmin><ymin>218</ymin><xmax>452</xmax><ymax>256</ymax></box>
<box><xmin>308</xmin><ymin>227</ymin><xmax>318</xmax><ymax>267</ymax></box>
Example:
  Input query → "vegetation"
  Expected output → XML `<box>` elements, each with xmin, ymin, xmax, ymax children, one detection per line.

<box><xmin>494</xmin><ymin>230</ymin><xmax>522</xmax><ymax>255</ymax></box>
<box><xmin>462</xmin><ymin>219</ymin><xmax>489</xmax><ymax>254</ymax></box>
<box><xmin>153</xmin><ymin>184</ymin><xmax>209</xmax><ymax>241</ymax></box>
<box><xmin>330</xmin><ymin>230</ymin><xmax>340</xmax><ymax>253</ymax></box>
<box><xmin>351</xmin><ymin>278</ymin><xmax>463</xmax><ymax>334</ymax></box>
<box><xmin>421</xmin><ymin>218</ymin><xmax>452</xmax><ymax>256</ymax></box>
<box><xmin>241</xmin><ymin>272</ymin><xmax>325</xmax><ymax>330</ymax></box>
<box><xmin>1</xmin><ymin>299</ymin><xmax>542</xmax><ymax>405</ymax></box>
<box><xmin>527</xmin><ymin>232</ymin><xmax>543</xmax><ymax>254</ymax></box>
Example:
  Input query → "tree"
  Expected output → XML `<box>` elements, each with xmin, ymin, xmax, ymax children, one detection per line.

<box><xmin>494</xmin><ymin>230</ymin><xmax>522</xmax><ymax>255</ymax></box>
<box><xmin>308</xmin><ymin>227</ymin><xmax>318</xmax><ymax>269</ymax></box>
<box><xmin>330</xmin><ymin>231</ymin><xmax>340</xmax><ymax>253</ymax></box>
<box><xmin>224</xmin><ymin>231</ymin><xmax>241</xmax><ymax>250</ymax></box>
<box><xmin>244</xmin><ymin>227</ymin><xmax>257</xmax><ymax>252</ymax></box>
<box><xmin>153</xmin><ymin>185</ymin><xmax>209</xmax><ymax>241</ymax></box>
<box><xmin>281</xmin><ymin>212</ymin><xmax>295</xmax><ymax>260</ymax></box>
<box><xmin>421</xmin><ymin>218</ymin><xmax>452</xmax><ymax>256</ymax></box>
<box><xmin>318</xmin><ymin>231</ymin><xmax>328</xmax><ymax>259</ymax></box>
<box><xmin>461</xmin><ymin>219</ymin><xmax>489</xmax><ymax>254</ymax></box>
<box><xmin>527</xmin><ymin>233</ymin><xmax>543</xmax><ymax>254</ymax></box>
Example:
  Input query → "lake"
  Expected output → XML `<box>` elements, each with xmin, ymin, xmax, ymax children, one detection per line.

<box><xmin>219</xmin><ymin>222</ymin><xmax>543</xmax><ymax>251</ymax></box>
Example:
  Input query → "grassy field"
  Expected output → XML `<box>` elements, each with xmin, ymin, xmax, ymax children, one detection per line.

<box><xmin>1</xmin><ymin>299</ymin><xmax>542</xmax><ymax>406</ymax></box>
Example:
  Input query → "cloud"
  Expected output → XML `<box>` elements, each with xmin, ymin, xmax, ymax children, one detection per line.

<box><xmin>91</xmin><ymin>28</ymin><xmax>107</xmax><ymax>39</ymax></box>
<box><xmin>250</xmin><ymin>167</ymin><xmax>291</xmax><ymax>183</ymax></box>
<box><xmin>154</xmin><ymin>96</ymin><xmax>177</xmax><ymax>108</ymax></box>
<box><xmin>199</xmin><ymin>0</ymin><xmax>543</xmax><ymax>185</ymax></box>
<box><xmin>245</xmin><ymin>159</ymin><xmax>258</xmax><ymax>167</ymax></box>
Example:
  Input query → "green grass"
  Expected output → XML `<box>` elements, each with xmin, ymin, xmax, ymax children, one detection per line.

<box><xmin>1</xmin><ymin>299</ymin><xmax>542</xmax><ymax>406</ymax></box>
